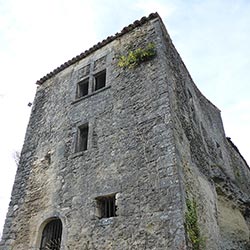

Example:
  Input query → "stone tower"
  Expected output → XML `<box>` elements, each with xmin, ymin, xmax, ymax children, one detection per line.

<box><xmin>1</xmin><ymin>13</ymin><xmax>249</xmax><ymax>250</ymax></box>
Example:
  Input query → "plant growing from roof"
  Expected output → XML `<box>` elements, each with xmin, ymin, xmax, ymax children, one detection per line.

<box><xmin>118</xmin><ymin>42</ymin><xmax>156</xmax><ymax>69</ymax></box>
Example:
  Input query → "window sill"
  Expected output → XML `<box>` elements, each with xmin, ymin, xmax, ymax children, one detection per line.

<box><xmin>70</xmin><ymin>151</ymin><xmax>86</xmax><ymax>159</ymax></box>
<box><xmin>72</xmin><ymin>85</ymin><xmax>111</xmax><ymax>105</ymax></box>
<box><xmin>97</xmin><ymin>217</ymin><xmax>116</xmax><ymax>226</ymax></box>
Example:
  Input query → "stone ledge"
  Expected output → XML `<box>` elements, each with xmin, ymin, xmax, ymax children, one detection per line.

<box><xmin>71</xmin><ymin>85</ymin><xmax>111</xmax><ymax>105</ymax></box>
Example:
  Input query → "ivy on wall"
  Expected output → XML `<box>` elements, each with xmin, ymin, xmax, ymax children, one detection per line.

<box><xmin>118</xmin><ymin>42</ymin><xmax>156</xmax><ymax>69</ymax></box>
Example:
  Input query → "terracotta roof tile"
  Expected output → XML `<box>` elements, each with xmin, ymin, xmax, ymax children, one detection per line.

<box><xmin>36</xmin><ymin>12</ymin><xmax>160</xmax><ymax>85</ymax></box>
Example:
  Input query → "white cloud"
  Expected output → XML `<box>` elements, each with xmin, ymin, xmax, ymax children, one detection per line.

<box><xmin>222</xmin><ymin>100</ymin><xmax>250</xmax><ymax>164</ymax></box>
<box><xmin>133</xmin><ymin>0</ymin><xmax>176</xmax><ymax>18</ymax></box>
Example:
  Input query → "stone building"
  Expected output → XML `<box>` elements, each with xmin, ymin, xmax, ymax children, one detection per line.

<box><xmin>1</xmin><ymin>13</ymin><xmax>249</xmax><ymax>250</ymax></box>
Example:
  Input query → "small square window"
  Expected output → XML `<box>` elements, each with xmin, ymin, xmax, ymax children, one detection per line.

<box><xmin>94</xmin><ymin>70</ymin><xmax>106</xmax><ymax>91</ymax></box>
<box><xmin>77</xmin><ymin>78</ymin><xmax>89</xmax><ymax>98</ymax></box>
<box><xmin>76</xmin><ymin>124</ymin><xmax>88</xmax><ymax>152</ymax></box>
<box><xmin>96</xmin><ymin>194</ymin><xmax>117</xmax><ymax>218</ymax></box>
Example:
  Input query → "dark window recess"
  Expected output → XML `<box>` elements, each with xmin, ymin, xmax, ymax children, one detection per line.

<box><xmin>96</xmin><ymin>195</ymin><xmax>116</xmax><ymax>218</ymax></box>
<box><xmin>77</xmin><ymin>124</ymin><xmax>89</xmax><ymax>152</ymax></box>
<box><xmin>77</xmin><ymin>79</ymin><xmax>89</xmax><ymax>98</ymax></box>
<box><xmin>40</xmin><ymin>218</ymin><xmax>62</xmax><ymax>250</ymax></box>
<box><xmin>94</xmin><ymin>70</ymin><xmax>106</xmax><ymax>91</ymax></box>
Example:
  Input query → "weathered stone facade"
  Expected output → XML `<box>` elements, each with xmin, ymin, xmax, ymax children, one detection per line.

<box><xmin>1</xmin><ymin>13</ymin><xmax>249</xmax><ymax>250</ymax></box>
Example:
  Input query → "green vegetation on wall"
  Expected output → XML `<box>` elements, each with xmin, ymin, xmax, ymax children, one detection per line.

<box><xmin>118</xmin><ymin>42</ymin><xmax>156</xmax><ymax>68</ymax></box>
<box><xmin>185</xmin><ymin>198</ymin><xmax>204</xmax><ymax>250</ymax></box>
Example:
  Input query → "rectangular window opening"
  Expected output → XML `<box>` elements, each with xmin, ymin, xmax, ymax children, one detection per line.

<box><xmin>77</xmin><ymin>78</ymin><xmax>89</xmax><ymax>98</ymax></box>
<box><xmin>96</xmin><ymin>194</ymin><xmax>117</xmax><ymax>219</ymax></box>
<box><xmin>76</xmin><ymin>124</ymin><xmax>89</xmax><ymax>152</ymax></box>
<box><xmin>94</xmin><ymin>70</ymin><xmax>106</xmax><ymax>91</ymax></box>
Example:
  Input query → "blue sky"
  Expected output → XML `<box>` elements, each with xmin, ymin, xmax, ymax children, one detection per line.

<box><xmin>0</xmin><ymin>0</ymin><xmax>249</xmax><ymax>235</ymax></box>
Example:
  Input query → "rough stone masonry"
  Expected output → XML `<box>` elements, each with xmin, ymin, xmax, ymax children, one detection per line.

<box><xmin>0</xmin><ymin>13</ymin><xmax>249</xmax><ymax>250</ymax></box>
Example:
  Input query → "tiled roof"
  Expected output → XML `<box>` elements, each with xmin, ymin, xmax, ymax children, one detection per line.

<box><xmin>36</xmin><ymin>12</ymin><xmax>160</xmax><ymax>85</ymax></box>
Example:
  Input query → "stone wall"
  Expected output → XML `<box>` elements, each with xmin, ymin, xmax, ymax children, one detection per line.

<box><xmin>157</xmin><ymin>18</ymin><xmax>250</xmax><ymax>249</ymax></box>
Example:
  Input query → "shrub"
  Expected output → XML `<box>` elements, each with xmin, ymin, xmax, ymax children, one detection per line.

<box><xmin>118</xmin><ymin>42</ymin><xmax>156</xmax><ymax>68</ymax></box>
